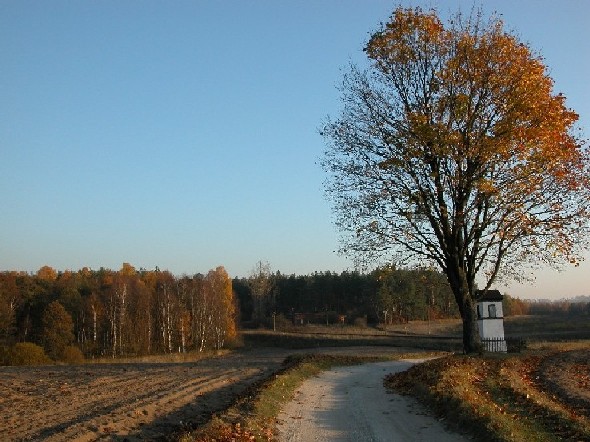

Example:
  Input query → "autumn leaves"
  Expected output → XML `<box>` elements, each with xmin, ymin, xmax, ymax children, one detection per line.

<box><xmin>322</xmin><ymin>6</ymin><xmax>589</xmax><ymax>353</ymax></box>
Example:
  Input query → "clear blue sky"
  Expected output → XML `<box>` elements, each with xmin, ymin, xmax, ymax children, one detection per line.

<box><xmin>1</xmin><ymin>1</ymin><xmax>588</xmax><ymax>299</ymax></box>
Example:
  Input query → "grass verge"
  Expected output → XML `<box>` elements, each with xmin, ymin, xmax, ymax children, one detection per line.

<box><xmin>89</xmin><ymin>349</ymin><xmax>231</xmax><ymax>365</ymax></box>
<box><xmin>180</xmin><ymin>351</ymin><xmax>444</xmax><ymax>441</ymax></box>
<box><xmin>385</xmin><ymin>341</ymin><xmax>590</xmax><ymax>442</ymax></box>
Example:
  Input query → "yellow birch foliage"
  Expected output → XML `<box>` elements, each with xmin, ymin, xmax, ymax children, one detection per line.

<box><xmin>207</xmin><ymin>266</ymin><xmax>237</xmax><ymax>344</ymax></box>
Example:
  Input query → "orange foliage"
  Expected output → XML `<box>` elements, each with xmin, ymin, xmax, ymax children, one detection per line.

<box><xmin>351</xmin><ymin>5</ymin><xmax>588</xmax><ymax>275</ymax></box>
<box><xmin>119</xmin><ymin>262</ymin><xmax>136</xmax><ymax>277</ymax></box>
<box><xmin>205</xmin><ymin>266</ymin><xmax>237</xmax><ymax>345</ymax></box>
<box><xmin>323</xmin><ymin>6</ymin><xmax>590</xmax><ymax>353</ymax></box>
<box><xmin>36</xmin><ymin>265</ymin><xmax>57</xmax><ymax>281</ymax></box>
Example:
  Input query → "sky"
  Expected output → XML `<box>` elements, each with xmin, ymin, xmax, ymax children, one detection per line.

<box><xmin>1</xmin><ymin>1</ymin><xmax>588</xmax><ymax>300</ymax></box>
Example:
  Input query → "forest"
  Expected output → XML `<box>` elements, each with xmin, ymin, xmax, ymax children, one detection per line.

<box><xmin>0</xmin><ymin>264</ymin><xmax>236</xmax><ymax>363</ymax></box>
<box><xmin>234</xmin><ymin>265</ymin><xmax>459</xmax><ymax>327</ymax></box>
<box><xmin>1</xmin><ymin>263</ymin><xmax>588</xmax><ymax>364</ymax></box>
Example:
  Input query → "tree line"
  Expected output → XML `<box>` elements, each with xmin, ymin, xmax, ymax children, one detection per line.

<box><xmin>235</xmin><ymin>263</ymin><xmax>590</xmax><ymax>327</ymax></box>
<box><xmin>0</xmin><ymin>262</ymin><xmax>463</xmax><ymax>362</ymax></box>
<box><xmin>2</xmin><ymin>261</ymin><xmax>587</xmax><ymax>364</ymax></box>
<box><xmin>233</xmin><ymin>263</ymin><xmax>460</xmax><ymax>327</ymax></box>
<box><xmin>0</xmin><ymin>264</ymin><xmax>236</xmax><ymax>361</ymax></box>
<box><xmin>503</xmin><ymin>295</ymin><xmax>590</xmax><ymax>317</ymax></box>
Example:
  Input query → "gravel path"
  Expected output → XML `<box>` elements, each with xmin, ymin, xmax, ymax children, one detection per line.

<box><xmin>277</xmin><ymin>360</ymin><xmax>469</xmax><ymax>442</ymax></box>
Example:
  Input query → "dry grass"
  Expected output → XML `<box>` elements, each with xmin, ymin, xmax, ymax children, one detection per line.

<box><xmin>90</xmin><ymin>349</ymin><xmax>230</xmax><ymax>364</ymax></box>
<box><xmin>381</xmin><ymin>318</ymin><xmax>463</xmax><ymax>336</ymax></box>
<box><xmin>80</xmin><ymin>318</ymin><xmax>589</xmax><ymax>441</ymax></box>
<box><xmin>241</xmin><ymin>325</ymin><xmax>463</xmax><ymax>353</ymax></box>
<box><xmin>270</xmin><ymin>318</ymin><xmax>463</xmax><ymax>337</ymax></box>
<box><xmin>385</xmin><ymin>341</ymin><xmax>590</xmax><ymax>442</ymax></box>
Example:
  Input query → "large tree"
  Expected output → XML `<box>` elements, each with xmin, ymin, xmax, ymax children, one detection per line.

<box><xmin>41</xmin><ymin>300</ymin><xmax>75</xmax><ymax>360</ymax></box>
<box><xmin>322</xmin><ymin>7</ymin><xmax>590</xmax><ymax>353</ymax></box>
<box><xmin>248</xmin><ymin>260</ymin><xmax>275</xmax><ymax>325</ymax></box>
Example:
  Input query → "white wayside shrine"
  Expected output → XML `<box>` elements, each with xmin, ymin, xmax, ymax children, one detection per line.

<box><xmin>476</xmin><ymin>289</ymin><xmax>507</xmax><ymax>352</ymax></box>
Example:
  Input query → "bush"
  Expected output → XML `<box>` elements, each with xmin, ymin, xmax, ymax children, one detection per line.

<box><xmin>59</xmin><ymin>345</ymin><xmax>85</xmax><ymax>364</ymax></box>
<box><xmin>9</xmin><ymin>342</ymin><xmax>51</xmax><ymax>366</ymax></box>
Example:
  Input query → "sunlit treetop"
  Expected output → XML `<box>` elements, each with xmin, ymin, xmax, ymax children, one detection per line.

<box><xmin>365</xmin><ymin>7</ymin><xmax>584</xmax><ymax>179</ymax></box>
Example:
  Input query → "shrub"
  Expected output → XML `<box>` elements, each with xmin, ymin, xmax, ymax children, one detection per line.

<box><xmin>9</xmin><ymin>342</ymin><xmax>51</xmax><ymax>366</ymax></box>
<box><xmin>59</xmin><ymin>345</ymin><xmax>85</xmax><ymax>364</ymax></box>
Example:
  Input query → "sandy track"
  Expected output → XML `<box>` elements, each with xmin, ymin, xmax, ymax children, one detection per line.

<box><xmin>277</xmin><ymin>360</ymin><xmax>468</xmax><ymax>442</ymax></box>
<box><xmin>0</xmin><ymin>349</ymin><xmax>291</xmax><ymax>441</ymax></box>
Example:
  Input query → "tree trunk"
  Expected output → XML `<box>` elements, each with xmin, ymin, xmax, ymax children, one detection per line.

<box><xmin>147</xmin><ymin>310</ymin><xmax>151</xmax><ymax>354</ymax></box>
<box><xmin>92</xmin><ymin>304</ymin><xmax>97</xmax><ymax>343</ymax></box>
<box><xmin>461</xmin><ymin>297</ymin><xmax>481</xmax><ymax>354</ymax></box>
<box><xmin>446</xmin><ymin>265</ymin><xmax>481</xmax><ymax>354</ymax></box>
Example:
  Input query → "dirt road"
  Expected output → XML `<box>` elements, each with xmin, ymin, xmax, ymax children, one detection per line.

<box><xmin>0</xmin><ymin>349</ymin><xmax>289</xmax><ymax>441</ymax></box>
<box><xmin>277</xmin><ymin>360</ymin><xmax>469</xmax><ymax>442</ymax></box>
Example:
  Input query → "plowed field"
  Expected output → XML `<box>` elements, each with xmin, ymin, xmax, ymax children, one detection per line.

<box><xmin>0</xmin><ymin>346</ymin><xmax>413</xmax><ymax>441</ymax></box>
<box><xmin>0</xmin><ymin>349</ymin><xmax>290</xmax><ymax>441</ymax></box>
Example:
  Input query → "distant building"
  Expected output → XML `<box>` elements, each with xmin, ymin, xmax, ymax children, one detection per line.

<box><xmin>476</xmin><ymin>290</ymin><xmax>507</xmax><ymax>352</ymax></box>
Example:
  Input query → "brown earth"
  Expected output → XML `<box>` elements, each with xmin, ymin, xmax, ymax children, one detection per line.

<box><xmin>2</xmin><ymin>341</ymin><xmax>586</xmax><ymax>442</ymax></box>
<box><xmin>0</xmin><ymin>346</ymin><xmax>413</xmax><ymax>441</ymax></box>
<box><xmin>0</xmin><ymin>348</ymin><xmax>292</xmax><ymax>441</ymax></box>
<box><xmin>536</xmin><ymin>349</ymin><xmax>590</xmax><ymax>418</ymax></box>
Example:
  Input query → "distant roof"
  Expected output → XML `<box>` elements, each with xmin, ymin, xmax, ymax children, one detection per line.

<box><xmin>476</xmin><ymin>289</ymin><xmax>503</xmax><ymax>302</ymax></box>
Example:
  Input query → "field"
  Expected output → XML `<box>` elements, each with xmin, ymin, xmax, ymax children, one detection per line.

<box><xmin>1</xmin><ymin>314</ymin><xmax>589</xmax><ymax>441</ymax></box>
<box><xmin>0</xmin><ymin>346</ymin><xmax>414</xmax><ymax>441</ymax></box>
<box><xmin>0</xmin><ymin>349</ymin><xmax>293</xmax><ymax>441</ymax></box>
<box><xmin>539</xmin><ymin>346</ymin><xmax>590</xmax><ymax>417</ymax></box>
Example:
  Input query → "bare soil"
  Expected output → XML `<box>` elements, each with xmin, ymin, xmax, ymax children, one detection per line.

<box><xmin>0</xmin><ymin>349</ymin><xmax>291</xmax><ymax>441</ymax></box>
<box><xmin>0</xmin><ymin>346</ymin><xmax>414</xmax><ymax>441</ymax></box>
